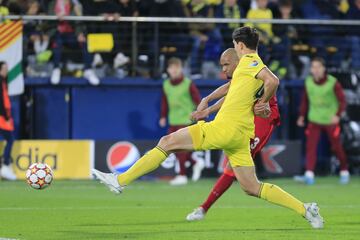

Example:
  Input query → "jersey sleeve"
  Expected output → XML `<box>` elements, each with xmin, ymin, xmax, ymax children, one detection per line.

<box><xmin>239</xmin><ymin>56</ymin><xmax>266</xmax><ymax>79</ymax></box>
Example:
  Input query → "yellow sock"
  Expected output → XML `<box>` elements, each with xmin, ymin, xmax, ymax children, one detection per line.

<box><xmin>117</xmin><ymin>146</ymin><xmax>168</xmax><ymax>186</ymax></box>
<box><xmin>259</xmin><ymin>183</ymin><xmax>306</xmax><ymax>216</ymax></box>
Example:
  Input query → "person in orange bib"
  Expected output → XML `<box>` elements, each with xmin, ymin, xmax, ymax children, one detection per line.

<box><xmin>0</xmin><ymin>61</ymin><xmax>16</xmax><ymax>180</ymax></box>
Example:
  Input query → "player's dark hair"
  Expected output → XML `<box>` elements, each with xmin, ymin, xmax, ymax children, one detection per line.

<box><xmin>311</xmin><ymin>57</ymin><xmax>326</xmax><ymax>67</ymax></box>
<box><xmin>167</xmin><ymin>57</ymin><xmax>182</xmax><ymax>67</ymax></box>
<box><xmin>232</xmin><ymin>26</ymin><xmax>259</xmax><ymax>50</ymax></box>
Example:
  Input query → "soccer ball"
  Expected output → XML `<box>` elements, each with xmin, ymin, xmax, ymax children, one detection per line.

<box><xmin>26</xmin><ymin>163</ymin><xmax>53</xmax><ymax>190</ymax></box>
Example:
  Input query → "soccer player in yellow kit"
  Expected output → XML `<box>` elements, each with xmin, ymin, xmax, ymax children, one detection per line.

<box><xmin>92</xmin><ymin>26</ymin><xmax>324</xmax><ymax>229</ymax></box>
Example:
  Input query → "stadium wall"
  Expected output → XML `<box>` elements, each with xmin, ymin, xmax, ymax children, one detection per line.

<box><xmin>15</xmin><ymin>77</ymin><xmax>305</xmax><ymax>140</ymax></box>
<box><xmin>0</xmin><ymin>139</ymin><xmax>301</xmax><ymax>179</ymax></box>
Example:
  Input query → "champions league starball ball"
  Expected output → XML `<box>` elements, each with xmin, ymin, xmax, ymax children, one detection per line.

<box><xmin>26</xmin><ymin>163</ymin><xmax>53</xmax><ymax>190</ymax></box>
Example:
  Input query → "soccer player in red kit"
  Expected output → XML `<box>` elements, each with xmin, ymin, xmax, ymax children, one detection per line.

<box><xmin>186</xmin><ymin>48</ymin><xmax>280</xmax><ymax>221</ymax></box>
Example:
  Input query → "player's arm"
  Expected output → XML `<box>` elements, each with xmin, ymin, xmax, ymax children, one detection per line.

<box><xmin>254</xmin><ymin>67</ymin><xmax>279</xmax><ymax>118</ymax></box>
<box><xmin>197</xmin><ymin>82</ymin><xmax>230</xmax><ymax>111</ymax></box>
<box><xmin>208</xmin><ymin>97</ymin><xmax>225</xmax><ymax>114</ymax></box>
<box><xmin>256</xmin><ymin>67</ymin><xmax>279</xmax><ymax>102</ymax></box>
<box><xmin>191</xmin><ymin>97</ymin><xmax>225</xmax><ymax>121</ymax></box>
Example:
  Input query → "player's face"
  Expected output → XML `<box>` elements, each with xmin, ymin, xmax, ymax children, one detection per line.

<box><xmin>310</xmin><ymin>61</ymin><xmax>326</xmax><ymax>80</ymax></box>
<box><xmin>167</xmin><ymin>64</ymin><xmax>182</xmax><ymax>79</ymax></box>
<box><xmin>220</xmin><ymin>56</ymin><xmax>237</xmax><ymax>79</ymax></box>
<box><xmin>257</xmin><ymin>0</ymin><xmax>268</xmax><ymax>9</ymax></box>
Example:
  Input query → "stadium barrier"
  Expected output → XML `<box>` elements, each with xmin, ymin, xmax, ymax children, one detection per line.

<box><xmin>95</xmin><ymin>140</ymin><xmax>302</xmax><ymax>179</ymax></box>
<box><xmin>0</xmin><ymin>140</ymin><xmax>94</xmax><ymax>179</ymax></box>
<box><xmin>0</xmin><ymin>139</ymin><xmax>301</xmax><ymax>179</ymax></box>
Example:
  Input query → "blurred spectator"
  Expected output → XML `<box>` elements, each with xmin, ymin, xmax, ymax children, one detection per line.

<box><xmin>23</xmin><ymin>0</ymin><xmax>53</xmax><ymax>76</ymax></box>
<box><xmin>296</xmin><ymin>57</ymin><xmax>349</xmax><ymax>185</ymax></box>
<box><xmin>0</xmin><ymin>61</ymin><xmax>16</xmax><ymax>181</ymax></box>
<box><xmin>183</xmin><ymin>0</ymin><xmax>223</xmax><ymax>78</ymax></box>
<box><xmin>82</xmin><ymin>0</ymin><xmax>138</xmax><ymax>76</ymax></box>
<box><xmin>215</xmin><ymin>0</ymin><xmax>243</xmax><ymax>49</ymax></box>
<box><xmin>245</xmin><ymin>0</ymin><xmax>273</xmax><ymax>62</ymax></box>
<box><xmin>4</xmin><ymin>0</ymin><xmax>28</xmax><ymax>14</ymax></box>
<box><xmin>246</xmin><ymin>0</ymin><xmax>274</xmax><ymax>39</ymax></box>
<box><xmin>48</xmin><ymin>0</ymin><xmax>100</xmax><ymax>85</ymax></box>
<box><xmin>300</xmin><ymin>0</ymin><xmax>345</xmax><ymax>68</ymax></box>
<box><xmin>0</xmin><ymin>1</ymin><xmax>9</xmax><ymax>17</ymax></box>
<box><xmin>159</xmin><ymin>57</ymin><xmax>203</xmax><ymax>185</ymax></box>
<box><xmin>136</xmin><ymin>0</ymin><xmax>189</xmax><ymax>78</ymax></box>
<box><xmin>270</xmin><ymin>0</ymin><xmax>299</xmax><ymax>79</ymax></box>
<box><xmin>346</xmin><ymin>0</ymin><xmax>360</xmax><ymax>70</ymax></box>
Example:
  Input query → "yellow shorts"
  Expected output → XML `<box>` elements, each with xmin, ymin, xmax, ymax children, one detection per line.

<box><xmin>188</xmin><ymin>120</ymin><xmax>254</xmax><ymax>167</ymax></box>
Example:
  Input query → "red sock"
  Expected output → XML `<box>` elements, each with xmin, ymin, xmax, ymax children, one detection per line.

<box><xmin>201</xmin><ymin>173</ymin><xmax>235</xmax><ymax>212</ymax></box>
<box><xmin>176</xmin><ymin>152</ymin><xmax>190</xmax><ymax>176</ymax></box>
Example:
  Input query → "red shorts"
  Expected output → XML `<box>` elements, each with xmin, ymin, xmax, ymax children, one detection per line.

<box><xmin>223</xmin><ymin>116</ymin><xmax>275</xmax><ymax>175</ymax></box>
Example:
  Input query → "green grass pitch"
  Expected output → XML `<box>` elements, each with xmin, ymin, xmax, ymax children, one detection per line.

<box><xmin>0</xmin><ymin>177</ymin><xmax>359</xmax><ymax>240</ymax></box>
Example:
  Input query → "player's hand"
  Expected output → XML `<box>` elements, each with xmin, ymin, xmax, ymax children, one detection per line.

<box><xmin>331</xmin><ymin>115</ymin><xmax>340</xmax><ymax>125</ymax></box>
<box><xmin>191</xmin><ymin>109</ymin><xmax>209</xmax><ymax>121</ymax></box>
<box><xmin>159</xmin><ymin>117</ymin><xmax>167</xmax><ymax>128</ymax></box>
<box><xmin>197</xmin><ymin>98</ymin><xmax>209</xmax><ymax>111</ymax></box>
<box><xmin>254</xmin><ymin>101</ymin><xmax>271</xmax><ymax>118</ymax></box>
<box><xmin>297</xmin><ymin>116</ymin><xmax>305</xmax><ymax>127</ymax></box>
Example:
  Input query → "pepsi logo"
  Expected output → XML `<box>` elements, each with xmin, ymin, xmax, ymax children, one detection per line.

<box><xmin>107</xmin><ymin>142</ymin><xmax>140</xmax><ymax>173</ymax></box>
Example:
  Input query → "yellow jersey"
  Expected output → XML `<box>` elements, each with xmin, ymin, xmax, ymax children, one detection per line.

<box><xmin>245</xmin><ymin>9</ymin><xmax>274</xmax><ymax>37</ymax></box>
<box><xmin>215</xmin><ymin>53</ymin><xmax>265</xmax><ymax>138</ymax></box>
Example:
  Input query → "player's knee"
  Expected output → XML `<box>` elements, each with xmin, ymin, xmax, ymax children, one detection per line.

<box><xmin>243</xmin><ymin>187</ymin><xmax>258</xmax><ymax>197</ymax></box>
<box><xmin>158</xmin><ymin>134</ymin><xmax>177</xmax><ymax>152</ymax></box>
<box><xmin>240</xmin><ymin>183</ymin><xmax>260</xmax><ymax>197</ymax></box>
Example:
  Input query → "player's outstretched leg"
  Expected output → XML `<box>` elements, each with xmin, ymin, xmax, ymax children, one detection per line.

<box><xmin>92</xmin><ymin>127</ymin><xmax>195</xmax><ymax>193</ymax></box>
<box><xmin>233</xmin><ymin>166</ymin><xmax>324</xmax><ymax>229</ymax></box>
<box><xmin>186</xmin><ymin>166</ymin><xmax>235</xmax><ymax>221</ymax></box>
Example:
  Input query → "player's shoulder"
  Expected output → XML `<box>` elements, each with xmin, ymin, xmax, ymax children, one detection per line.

<box><xmin>239</xmin><ymin>53</ymin><xmax>264</xmax><ymax>69</ymax></box>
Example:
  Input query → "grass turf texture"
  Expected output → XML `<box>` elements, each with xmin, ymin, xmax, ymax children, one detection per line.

<box><xmin>0</xmin><ymin>177</ymin><xmax>359</xmax><ymax>240</ymax></box>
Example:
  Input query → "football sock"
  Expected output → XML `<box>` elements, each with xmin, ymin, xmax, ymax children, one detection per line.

<box><xmin>259</xmin><ymin>183</ymin><xmax>306</xmax><ymax>216</ymax></box>
<box><xmin>117</xmin><ymin>146</ymin><xmax>168</xmax><ymax>186</ymax></box>
<box><xmin>201</xmin><ymin>173</ymin><xmax>235</xmax><ymax>212</ymax></box>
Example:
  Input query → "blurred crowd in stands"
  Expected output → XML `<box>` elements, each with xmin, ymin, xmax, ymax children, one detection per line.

<box><xmin>0</xmin><ymin>0</ymin><xmax>359</xmax><ymax>82</ymax></box>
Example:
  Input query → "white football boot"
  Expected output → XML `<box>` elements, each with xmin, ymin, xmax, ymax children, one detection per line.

<box><xmin>0</xmin><ymin>165</ymin><xmax>17</xmax><ymax>180</ymax></box>
<box><xmin>91</xmin><ymin>169</ymin><xmax>123</xmax><ymax>194</ymax></box>
<box><xmin>304</xmin><ymin>203</ymin><xmax>324</xmax><ymax>229</ymax></box>
<box><xmin>186</xmin><ymin>207</ymin><xmax>206</xmax><ymax>221</ymax></box>
<box><xmin>170</xmin><ymin>175</ymin><xmax>188</xmax><ymax>186</ymax></box>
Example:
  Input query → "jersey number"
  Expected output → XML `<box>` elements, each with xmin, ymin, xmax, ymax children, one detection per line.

<box><xmin>251</xmin><ymin>137</ymin><xmax>260</xmax><ymax>150</ymax></box>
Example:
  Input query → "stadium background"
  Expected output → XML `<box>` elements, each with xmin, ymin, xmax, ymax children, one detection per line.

<box><xmin>1</xmin><ymin>1</ymin><xmax>360</xmax><ymax>240</ymax></box>
<box><xmin>0</xmin><ymin>0</ymin><xmax>360</xmax><ymax>180</ymax></box>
